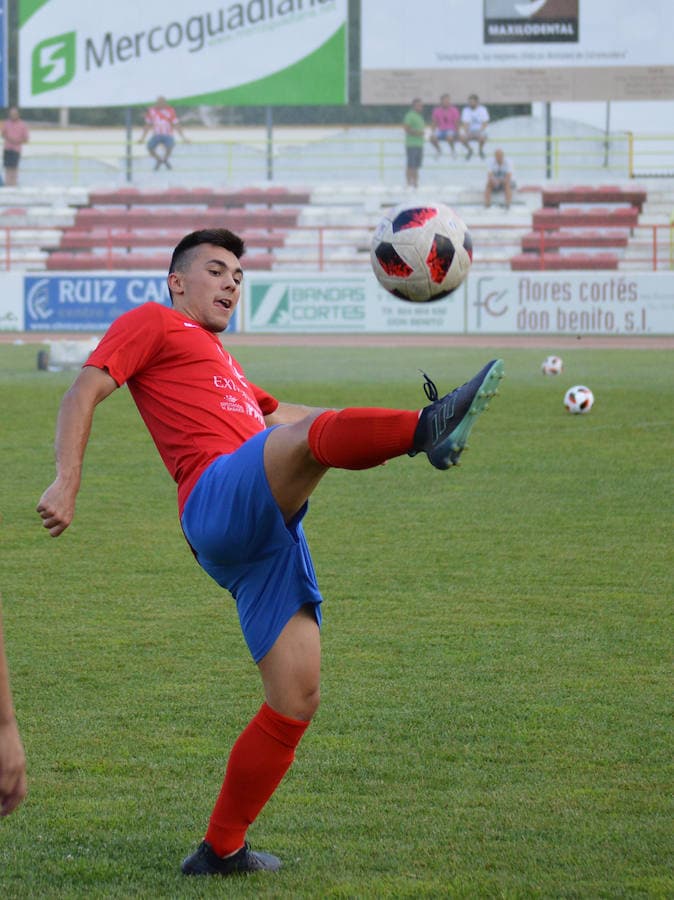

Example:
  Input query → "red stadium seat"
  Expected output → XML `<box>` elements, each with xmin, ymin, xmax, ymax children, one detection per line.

<box><xmin>542</xmin><ymin>186</ymin><xmax>646</xmax><ymax>211</ymax></box>
<box><xmin>46</xmin><ymin>251</ymin><xmax>276</xmax><ymax>271</ymax></box>
<box><xmin>521</xmin><ymin>228</ymin><xmax>629</xmax><ymax>251</ymax></box>
<box><xmin>532</xmin><ymin>206</ymin><xmax>639</xmax><ymax>230</ymax></box>
<box><xmin>510</xmin><ymin>252</ymin><xmax>619</xmax><ymax>271</ymax></box>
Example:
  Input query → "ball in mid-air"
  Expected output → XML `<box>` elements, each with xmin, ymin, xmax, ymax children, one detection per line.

<box><xmin>541</xmin><ymin>355</ymin><xmax>563</xmax><ymax>375</ymax></box>
<box><xmin>370</xmin><ymin>202</ymin><xmax>473</xmax><ymax>302</ymax></box>
<box><xmin>564</xmin><ymin>385</ymin><xmax>594</xmax><ymax>414</ymax></box>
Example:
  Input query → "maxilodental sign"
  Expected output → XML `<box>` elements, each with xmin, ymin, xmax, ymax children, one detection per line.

<box><xmin>19</xmin><ymin>0</ymin><xmax>347</xmax><ymax>106</ymax></box>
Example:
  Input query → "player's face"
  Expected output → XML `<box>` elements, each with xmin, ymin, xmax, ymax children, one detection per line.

<box><xmin>169</xmin><ymin>244</ymin><xmax>242</xmax><ymax>332</ymax></box>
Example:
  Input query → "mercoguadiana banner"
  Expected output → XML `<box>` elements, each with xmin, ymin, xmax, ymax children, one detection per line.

<box><xmin>19</xmin><ymin>0</ymin><xmax>347</xmax><ymax>106</ymax></box>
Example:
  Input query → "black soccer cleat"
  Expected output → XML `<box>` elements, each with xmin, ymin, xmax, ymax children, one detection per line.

<box><xmin>181</xmin><ymin>840</ymin><xmax>282</xmax><ymax>876</ymax></box>
<box><xmin>410</xmin><ymin>359</ymin><xmax>504</xmax><ymax>470</ymax></box>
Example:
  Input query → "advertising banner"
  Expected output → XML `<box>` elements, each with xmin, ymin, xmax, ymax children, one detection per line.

<box><xmin>11</xmin><ymin>271</ymin><xmax>674</xmax><ymax>336</ymax></box>
<box><xmin>243</xmin><ymin>272</ymin><xmax>466</xmax><ymax>334</ymax></box>
<box><xmin>361</xmin><ymin>0</ymin><xmax>674</xmax><ymax>103</ymax></box>
<box><xmin>23</xmin><ymin>273</ymin><xmax>238</xmax><ymax>332</ymax></box>
<box><xmin>0</xmin><ymin>274</ymin><xmax>27</xmax><ymax>331</ymax></box>
<box><xmin>466</xmin><ymin>272</ymin><xmax>674</xmax><ymax>336</ymax></box>
<box><xmin>19</xmin><ymin>0</ymin><xmax>347</xmax><ymax>107</ymax></box>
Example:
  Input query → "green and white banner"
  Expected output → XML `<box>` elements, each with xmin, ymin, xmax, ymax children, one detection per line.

<box><xmin>242</xmin><ymin>271</ymin><xmax>674</xmax><ymax>336</ymax></box>
<box><xmin>243</xmin><ymin>273</ymin><xmax>466</xmax><ymax>334</ymax></box>
<box><xmin>19</xmin><ymin>0</ymin><xmax>347</xmax><ymax>107</ymax></box>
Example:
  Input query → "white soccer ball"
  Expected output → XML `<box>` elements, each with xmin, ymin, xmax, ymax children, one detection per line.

<box><xmin>370</xmin><ymin>202</ymin><xmax>473</xmax><ymax>302</ymax></box>
<box><xmin>541</xmin><ymin>355</ymin><xmax>563</xmax><ymax>375</ymax></box>
<box><xmin>564</xmin><ymin>385</ymin><xmax>594</xmax><ymax>414</ymax></box>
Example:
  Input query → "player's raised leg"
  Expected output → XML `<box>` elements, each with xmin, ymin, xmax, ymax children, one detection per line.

<box><xmin>263</xmin><ymin>359</ymin><xmax>505</xmax><ymax>523</ymax></box>
<box><xmin>409</xmin><ymin>359</ymin><xmax>504</xmax><ymax>469</ymax></box>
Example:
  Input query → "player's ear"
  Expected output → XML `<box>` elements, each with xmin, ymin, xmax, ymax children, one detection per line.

<box><xmin>167</xmin><ymin>271</ymin><xmax>183</xmax><ymax>295</ymax></box>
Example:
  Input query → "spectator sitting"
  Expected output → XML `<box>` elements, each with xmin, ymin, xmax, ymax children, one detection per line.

<box><xmin>484</xmin><ymin>148</ymin><xmax>515</xmax><ymax>210</ymax></box>
<box><xmin>429</xmin><ymin>94</ymin><xmax>460</xmax><ymax>157</ymax></box>
<box><xmin>138</xmin><ymin>96</ymin><xmax>189</xmax><ymax>171</ymax></box>
<box><xmin>459</xmin><ymin>94</ymin><xmax>489</xmax><ymax>160</ymax></box>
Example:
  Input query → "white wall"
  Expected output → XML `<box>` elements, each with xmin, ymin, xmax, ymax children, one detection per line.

<box><xmin>532</xmin><ymin>101</ymin><xmax>674</xmax><ymax>136</ymax></box>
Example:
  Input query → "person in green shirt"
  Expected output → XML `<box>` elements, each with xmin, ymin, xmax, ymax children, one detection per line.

<box><xmin>403</xmin><ymin>98</ymin><xmax>426</xmax><ymax>188</ymax></box>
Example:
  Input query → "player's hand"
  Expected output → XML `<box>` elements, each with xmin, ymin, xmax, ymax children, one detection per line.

<box><xmin>0</xmin><ymin>719</ymin><xmax>26</xmax><ymax>816</ymax></box>
<box><xmin>36</xmin><ymin>482</ymin><xmax>76</xmax><ymax>537</ymax></box>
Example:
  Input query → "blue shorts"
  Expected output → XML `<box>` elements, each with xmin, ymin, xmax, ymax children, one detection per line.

<box><xmin>148</xmin><ymin>134</ymin><xmax>175</xmax><ymax>152</ymax></box>
<box><xmin>180</xmin><ymin>429</ymin><xmax>323</xmax><ymax>663</ymax></box>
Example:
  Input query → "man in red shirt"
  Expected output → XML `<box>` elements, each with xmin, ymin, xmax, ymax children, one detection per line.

<box><xmin>138</xmin><ymin>96</ymin><xmax>189</xmax><ymax>171</ymax></box>
<box><xmin>1</xmin><ymin>107</ymin><xmax>30</xmax><ymax>186</ymax></box>
<box><xmin>429</xmin><ymin>94</ymin><xmax>460</xmax><ymax>157</ymax></box>
<box><xmin>37</xmin><ymin>229</ymin><xmax>504</xmax><ymax>877</ymax></box>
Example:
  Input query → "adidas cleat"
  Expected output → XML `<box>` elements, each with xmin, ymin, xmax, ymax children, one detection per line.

<box><xmin>181</xmin><ymin>840</ymin><xmax>281</xmax><ymax>876</ymax></box>
<box><xmin>410</xmin><ymin>359</ymin><xmax>504</xmax><ymax>470</ymax></box>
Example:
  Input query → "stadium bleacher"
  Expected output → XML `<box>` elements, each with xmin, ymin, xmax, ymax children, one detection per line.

<box><xmin>0</xmin><ymin>178</ymin><xmax>670</xmax><ymax>273</ymax></box>
<box><xmin>541</xmin><ymin>185</ymin><xmax>647</xmax><ymax>211</ymax></box>
<box><xmin>510</xmin><ymin>252</ymin><xmax>620</xmax><ymax>271</ymax></box>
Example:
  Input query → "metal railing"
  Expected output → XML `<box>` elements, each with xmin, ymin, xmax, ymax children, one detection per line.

<box><xmin>1</xmin><ymin>222</ymin><xmax>672</xmax><ymax>273</ymax></box>
<box><xmin>16</xmin><ymin>128</ymin><xmax>674</xmax><ymax>186</ymax></box>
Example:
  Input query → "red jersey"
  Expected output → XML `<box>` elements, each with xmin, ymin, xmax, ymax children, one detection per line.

<box><xmin>144</xmin><ymin>105</ymin><xmax>179</xmax><ymax>135</ymax></box>
<box><xmin>85</xmin><ymin>302</ymin><xmax>279</xmax><ymax>513</ymax></box>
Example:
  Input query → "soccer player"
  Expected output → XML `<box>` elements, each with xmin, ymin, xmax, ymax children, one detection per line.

<box><xmin>0</xmin><ymin>600</ymin><xmax>27</xmax><ymax>817</ymax></box>
<box><xmin>37</xmin><ymin>228</ymin><xmax>503</xmax><ymax>877</ymax></box>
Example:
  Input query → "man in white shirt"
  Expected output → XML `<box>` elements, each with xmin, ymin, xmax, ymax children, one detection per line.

<box><xmin>484</xmin><ymin>148</ymin><xmax>515</xmax><ymax>209</ymax></box>
<box><xmin>459</xmin><ymin>94</ymin><xmax>489</xmax><ymax>160</ymax></box>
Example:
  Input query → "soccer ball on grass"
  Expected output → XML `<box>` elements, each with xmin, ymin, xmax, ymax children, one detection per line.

<box><xmin>541</xmin><ymin>355</ymin><xmax>563</xmax><ymax>375</ymax></box>
<box><xmin>564</xmin><ymin>385</ymin><xmax>594</xmax><ymax>414</ymax></box>
<box><xmin>370</xmin><ymin>202</ymin><xmax>473</xmax><ymax>302</ymax></box>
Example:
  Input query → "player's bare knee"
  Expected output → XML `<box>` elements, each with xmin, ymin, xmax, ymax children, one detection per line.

<box><xmin>296</xmin><ymin>684</ymin><xmax>320</xmax><ymax>722</ymax></box>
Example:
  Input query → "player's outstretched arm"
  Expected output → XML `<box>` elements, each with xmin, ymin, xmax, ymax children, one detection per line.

<box><xmin>37</xmin><ymin>366</ymin><xmax>118</xmax><ymax>537</ymax></box>
<box><xmin>0</xmin><ymin>603</ymin><xmax>26</xmax><ymax>817</ymax></box>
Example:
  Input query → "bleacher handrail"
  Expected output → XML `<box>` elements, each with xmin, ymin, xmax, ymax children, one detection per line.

<box><xmin>0</xmin><ymin>222</ymin><xmax>671</xmax><ymax>273</ymax></box>
<box><xmin>14</xmin><ymin>128</ymin><xmax>674</xmax><ymax>185</ymax></box>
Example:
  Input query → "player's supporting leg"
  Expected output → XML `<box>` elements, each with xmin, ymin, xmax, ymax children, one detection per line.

<box><xmin>181</xmin><ymin>607</ymin><xmax>319</xmax><ymax>877</ymax></box>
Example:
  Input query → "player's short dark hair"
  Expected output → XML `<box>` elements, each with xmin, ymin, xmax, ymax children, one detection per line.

<box><xmin>169</xmin><ymin>228</ymin><xmax>246</xmax><ymax>276</ymax></box>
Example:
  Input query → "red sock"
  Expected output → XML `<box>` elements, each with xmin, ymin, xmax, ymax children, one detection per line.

<box><xmin>308</xmin><ymin>408</ymin><xmax>419</xmax><ymax>469</ymax></box>
<box><xmin>204</xmin><ymin>703</ymin><xmax>309</xmax><ymax>857</ymax></box>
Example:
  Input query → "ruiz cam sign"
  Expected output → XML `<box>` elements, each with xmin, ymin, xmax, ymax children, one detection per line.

<box><xmin>23</xmin><ymin>274</ymin><xmax>239</xmax><ymax>332</ymax></box>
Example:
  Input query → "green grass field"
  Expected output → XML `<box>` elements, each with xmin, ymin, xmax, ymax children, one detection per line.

<box><xmin>1</xmin><ymin>342</ymin><xmax>672</xmax><ymax>898</ymax></box>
